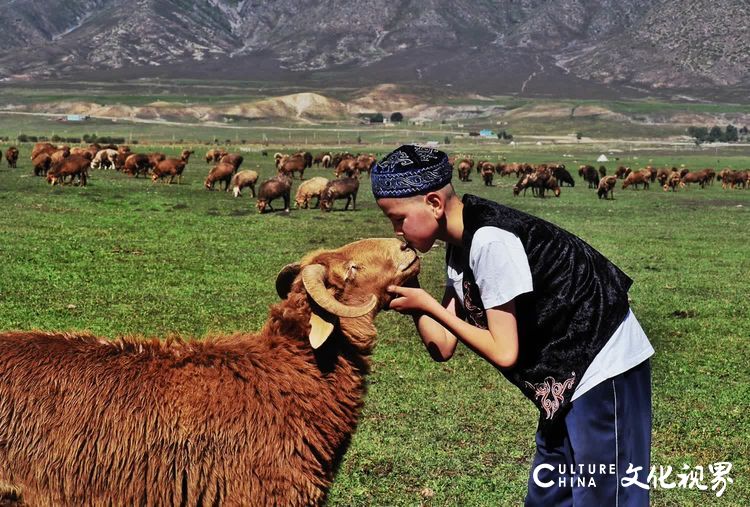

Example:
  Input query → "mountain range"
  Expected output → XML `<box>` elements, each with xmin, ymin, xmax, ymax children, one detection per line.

<box><xmin>0</xmin><ymin>0</ymin><xmax>748</xmax><ymax>101</ymax></box>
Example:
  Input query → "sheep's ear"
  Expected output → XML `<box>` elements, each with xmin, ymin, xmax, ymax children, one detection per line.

<box><xmin>276</xmin><ymin>263</ymin><xmax>301</xmax><ymax>299</ymax></box>
<box><xmin>309</xmin><ymin>311</ymin><xmax>335</xmax><ymax>349</ymax></box>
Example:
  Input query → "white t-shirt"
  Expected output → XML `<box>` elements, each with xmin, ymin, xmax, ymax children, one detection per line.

<box><xmin>446</xmin><ymin>226</ymin><xmax>654</xmax><ymax>400</ymax></box>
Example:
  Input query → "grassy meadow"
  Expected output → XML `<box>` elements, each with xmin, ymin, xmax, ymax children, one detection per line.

<box><xmin>0</xmin><ymin>142</ymin><xmax>748</xmax><ymax>506</ymax></box>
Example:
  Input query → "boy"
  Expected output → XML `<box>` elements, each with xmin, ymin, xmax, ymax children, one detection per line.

<box><xmin>372</xmin><ymin>144</ymin><xmax>653</xmax><ymax>506</ymax></box>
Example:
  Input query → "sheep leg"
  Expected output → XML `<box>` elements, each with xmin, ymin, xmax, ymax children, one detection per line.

<box><xmin>250</xmin><ymin>184</ymin><xmax>256</xmax><ymax>198</ymax></box>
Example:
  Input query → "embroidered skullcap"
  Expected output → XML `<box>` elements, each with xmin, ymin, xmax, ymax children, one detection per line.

<box><xmin>371</xmin><ymin>144</ymin><xmax>452</xmax><ymax>198</ymax></box>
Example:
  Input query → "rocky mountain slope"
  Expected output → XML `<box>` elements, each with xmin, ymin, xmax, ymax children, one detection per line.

<box><xmin>0</xmin><ymin>0</ymin><xmax>747</xmax><ymax>99</ymax></box>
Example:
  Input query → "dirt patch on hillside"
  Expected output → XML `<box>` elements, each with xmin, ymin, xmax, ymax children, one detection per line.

<box><xmin>349</xmin><ymin>83</ymin><xmax>422</xmax><ymax>114</ymax></box>
<box><xmin>224</xmin><ymin>93</ymin><xmax>349</xmax><ymax>121</ymax></box>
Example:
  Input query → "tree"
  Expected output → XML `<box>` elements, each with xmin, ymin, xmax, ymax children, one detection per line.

<box><xmin>390</xmin><ymin>112</ymin><xmax>403</xmax><ymax>122</ymax></box>
<box><xmin>444</xmin><ymin>135</ymin><xmax>451</xmax><ymax>145</ymax></box>
<box><xmin>724</xmin><ymin>124</ymin><xmax>738</xmax><ymax>142</ymax></box>
<box><xmin>708</xmin><ymin>126</ymin><xmax>723</xmax><ymax>142</ymax></box>
<box><xmin>576</xmin><ymin>132</ymin><xmax>583</xmax><ymax>140</ymax></box>
<box><xmin>370</xmin><ymin>113</ymin><xmax>384</xmax><ymax>124</ymax></box>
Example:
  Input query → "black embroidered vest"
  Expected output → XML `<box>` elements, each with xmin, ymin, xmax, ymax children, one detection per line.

<box><xmin>454</xmin><ymin>194</ymin><xmax>633</xmax><ymax>427</ymax></box>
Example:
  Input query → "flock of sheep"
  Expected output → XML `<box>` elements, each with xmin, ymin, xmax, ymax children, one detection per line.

<box><xmin>5</xmin><ymin>143</ymin><xmax>746</xmax><ymax>211</ymax></box>
<box><xmin>450</xmin><ymin>156</ymin><xmax>749</xmax><ymax>200</ymax></box>
<box><xmin>3</xmin><ymin>143</ymin><xmax>379</xmax><ymax>214</ymax></box>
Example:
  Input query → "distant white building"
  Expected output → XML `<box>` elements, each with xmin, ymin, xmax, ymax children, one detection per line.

<box><xmin>597</xmin><ymin>154</ymin><xmax>609</xmax><ymax>162</ymax></box>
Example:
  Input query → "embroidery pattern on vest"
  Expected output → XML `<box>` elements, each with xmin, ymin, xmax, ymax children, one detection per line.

<box><xmin>524</xmin><ymin>373</ymin><xmax>576</xmax><ymax>420</ymax></box>
<box><xmin>462</xmin><ymin>279</ymin><xmax>487</xmax><ymax>330</ymax></box>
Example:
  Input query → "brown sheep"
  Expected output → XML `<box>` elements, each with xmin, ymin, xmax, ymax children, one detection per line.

<box><xmin>30</xmin><ymin>142</ymin><xmax>56</xmax><ymax>160</ymax></box>
<box><xmin>205</xmin><ymin>148</ymin><xmax>228</xmax><ymax>164</ymax></box>
<box><xmin>49</xmin><ymin>148</ymin><xmax>70</xmax><ymax>166</ymax></box>
<box><xmin>622</xmin><ymin>171</ymin><xmax>650</xmax><ymax>190</ymax></box>
<box><xmin>663</xmin><ymin>171</ymin><xmax>682</xmax><ymax>192</ymax></box>
<box><xmin>457</xmin><ymin>159</ymin><xmax>473</xmax><ymax>182</ymax></box>
<box><xmin>480</xmin><ymin>162</ymin><xmax>494</xmax><ymax>186</ymax></box>
<box><xmin>297</xmin><ymin>151</ymin><xmax>313</xmax><ymax>170</ymax></box>
<box><xmin>205</xmin><ymin>162</ymin><xmax>236</xmax><ymax>191</ymax></box>
<box><xmin>354</xmin><ymin>154</ymin><xmax>376</xmax><ymax>176</ymax></box>
<box><xmin>597</xmin><ymin>175</ymin><xmax>617</xmax><ymax>199</ymax></box>
<box><xmin>321</xmin><ymin>154</ymin><xmax>332</xmax><ymax>168</ymax></box>
<box><xmin>313</xmin><ymin>152</ymin><xmax>331</xmax><ymax>167</ymax></box>
<box><xmin>220</xmin><ymin>153</ymin><xmax>244</xmax><ymax>173</ymax></box>
<box><xmin>550</xmin><ymin>164</ymin><xmax>575</xmax><ymax>187</ymax></box>
<box><xmin>614</xmin><ymin>166</ymin><xmax>631</xmax><ymax>179</ymax></box>
<box><xmin>0</xmin><ymin>238</ymin><xmax>420</xmax><ymax>506</ymax></box>
<box><xmin>320</xmin><ymin>178</ymin><xmax>360</xmax><ymax>212</ymax></box>
<box><xmin>151</xmin><ymin>150</ymin><xmax>193</xmax><ymax>184</ymax></box>
<box><xmin>295</xmin><ymin>177</ymin><xmax>329</xmax><ymax>209</ymax></box>
<box><xmin>4</xmin><ymin>146</ymin><xmax>19</xmax><ymax>168</ymax></box>
<box><xmin>279</xmin><ymin>154</ymin><xmax>307</xmax><ymax>180</ymax></box>
<box><xmin>720</xmin><ymin>170</ymin><xmax>748</xmax><ymax>190</ymax></box>
<box><xmin>656</xmin><ymin>168</ymin><xmax>671</xmax><ymax>186</ymax></box>
<box><xmin>46</xmin><ymin>154</ymin><xmax>90</xmax><ymax>186</ymax></box>
<box><xmin>148</xmin><ymin>152</ymin><xmax>166</xmax><ymax>170</ymax></box>
<box><xmin>32</xmin><ymin>153</ymin><xmax>52</xmax><ymax>176</ymax></box>
<box><xmin>256</xmin><ymin>175</ymin><xmax>292</xmax><ymax>213</ymax></box>
<box><xmin>579</xmin><ymin>165</ymin><xmax>600</xmax><ymax>188</ymax></box>
<box><xmin>231</xmin><ymin>170</ymin><xmax>260</xmax><ymax>198</ymax></box>
<box><xmin>680</xmin><ymin>170</ymin><xmax>709</xmax><ymax>189</ymax></box>
<box><xmin>123</xmin><ymin>153</ymin><xmax>151</xmax><ymax>178</ymax></box>
<box><xmin>334</xmin><ymin>157</ymin><xmax>358</xmax><ymax>178</ymax></box>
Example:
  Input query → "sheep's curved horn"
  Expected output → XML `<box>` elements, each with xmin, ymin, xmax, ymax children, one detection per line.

<box><xmin>275</xmin><ymin>263</ymin><xmax>301</xmax><ymax>299</ymax></box>
<box><xmin>301</xmin><ymin>264</ymin><xmax>377</xmax><ymax>318</ymax></box>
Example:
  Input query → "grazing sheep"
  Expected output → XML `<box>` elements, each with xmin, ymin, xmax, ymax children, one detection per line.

<box><xmin>205</xmin><ymin>148</ymin><xmax>227</xmax><ymax>164</ymax></box>
<box><xmin>256</xmin><ymin>175</ymin><xmax>292</xmax><ymax>213</ymax></box>
<box><xmin>31</xmin><ymin>153</ymin><xmax>52</xmax><ymax>176</ymax></box>
<box><xmin>231</xmin><ymin>170</ymin><xmax>259</xmax><ymax>198</ymax></box>
<box><xmin>597</xmin><ymin>175</ymin><xmax>617</xmax><ymax>199</ymax></box>
<box><xmin>91</xmin><ymin>149</ymin><xmax>119</xmax><ymax>171</ymax></box>
<box><xmin>295</xmin><ymin>177</ymin><xmax>329</xmax><ymax>209</ymax></box>
<box><xmin>46</xmin><ymin>155</ymin><xmax>90</xmax><ymax>186</ymax></box>
<box><xmin>148</xmin><ymin>152</ymin><xmax>166</xmax><ymax>170</ymax></box>
<box><xmin>151</xmin><ymin>150</ymin><xmax>193</xmax><ymax>185</ymax></box>
<box><xmin>354</xmin><ymin>154</ymin><xmax>376</xmax><ymax>176</ymax></box>
<box><xmin>480</xmin><ymin>162</ymin><xmax>494</xmax><ymax>186</ymax></box>
<box><xmin>680</xmin><ymin>170</ymin><xmax>709</xmax><ymax>189</ymax></box>
<box><xmin>550</xmin><ymin>164</ymin><xmax>575</xmax><ymax>187</ymax></box>
<box><xmin>49</xmin><ymin>148</ymin><xmax>70</xmax><ymax>166</ymax></box>
<box><xmin>457</xmin><ymin>159</ymin><xmax>473</xmax><ymax>182</ymax></box>
<box><xmin>4</xmin><ymin>146</ymin><xmax>19</xmax><ymax>168</ymax></box>
<box><xmin>579</xmin><ymin>165</ymin><xmax>600</xmax><ymax>188</ymax></box>
<box><xmin>663</xmin><ymin>171</ymin><xmax>682</xmax><ymax>192</ymax></box>
<box><xmin>123</xmin><ymin>153</ymin><xmax>151</xmax><ymax>178</ymax></box>
<box><xmin>320</xmin><ymin>178</ymin><xmax>359</xmax><ymax>212</ymax></box>
<box><xmin>622</xmin><ymin>171</ymin><xmax>650</xmax><ymax>190</ymax></box>
<box><xmin>0</xmin><ymin>238</ymin><xmax>420</xmax><ymax>507</ymax></box>
<box><xmin>614</xmin><ymin>166</ymin><xmax>631</xmax><ymax>179</ymax></box>
<box><xmin>279</xmin><ymin>154</ymin><xmax>307</xmax><ymax>180</ymax></box>
<box><xmin>313</xmin><ymin>152</ymin><xmax>331</xmax><ymax>167</ymax></box>
<box><xmin>334</xmin><ymin>157</ymin><xmax>358</xmax><ymax>178</ymax></box>
<box><xmin>220</xmin><ymin>153</ymin><xmax>244</xmax><ymax>173</ymax></box>
<box><xmin>205</xmin><ymin>162</ymin><xmax>235</xmax><ymax>191</ymax></box>
<box><xmin>30</xmin><ymin>142</ymin><xmax>56</xmax><ymax>160</ymax></box>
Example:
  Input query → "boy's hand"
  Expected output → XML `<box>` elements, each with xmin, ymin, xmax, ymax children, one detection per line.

<box><xmin>387</xmin><ymin>285</ymin><xmax>436</xmax><ymax>314</ymax></box>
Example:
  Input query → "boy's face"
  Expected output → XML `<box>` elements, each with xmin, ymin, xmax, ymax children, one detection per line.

<box><xmin>377</xmin><ymin>195</ymin><xmax>441</xmax><ymax>253</ymax></box>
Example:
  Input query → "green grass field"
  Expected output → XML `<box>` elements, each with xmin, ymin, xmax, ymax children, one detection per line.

<box><xmin>0</xmin><ymin>144</ymin><xmax>748</xmax><ymax>505</ymax></box>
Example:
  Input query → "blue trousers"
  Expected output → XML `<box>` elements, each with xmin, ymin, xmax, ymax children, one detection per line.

<box><xmin>525</xmin><ymin>359</ymin><xmax>651</xmax><ymax>507</ymax></box>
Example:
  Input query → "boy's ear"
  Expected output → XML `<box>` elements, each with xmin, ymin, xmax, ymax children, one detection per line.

<box><xmin>424</xmin><ymin>191</ymin><xmax>445</xmax><ymax>218</ymax></box>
